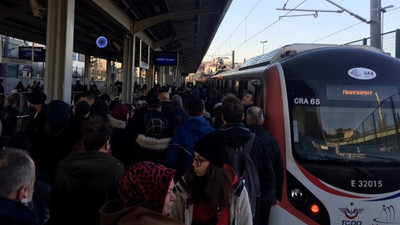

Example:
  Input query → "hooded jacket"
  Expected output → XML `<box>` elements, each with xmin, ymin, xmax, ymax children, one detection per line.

<box><xmin>49</xmin><ymin>151</ymin><xmax>124</xmax><ymax>225</ymax></box>
<box><xmin>170</xmin><ymin>165</ymin><xmax>253</xmax><ymax>225</ymax></box>
<box><xmin>165</xmin><ymin>116</ymin><xmax>214</xmax><ymax>177</ymax></box>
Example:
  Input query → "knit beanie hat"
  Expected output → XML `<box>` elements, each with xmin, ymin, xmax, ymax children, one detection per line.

<box><xmin>118</xmin><ymin>161</ymin><xmax>175</xmax><ymax>213</ymax></box>
<box><xmin>193</xmin><ymin>132</ymin><xmax>227</xmax><ymax>168</ymax></box>
<box><xmin>111</xmin><ymin>103</ymin><xmax>129</xmax><ymax>121</ymax></box>
<box><xmin>75</xmin><ymin>101</ymin><xmax>90</xmax><ymax>119</ymax></box>
<box><xmin>27</xmin><ymin>91</ymin><xmax>46</xmax><ymax>105</ymax></box>
<box><xmin>46</xmin><ymin>100</ymin><xmax>70</xmax><ymax>124</ymax></box>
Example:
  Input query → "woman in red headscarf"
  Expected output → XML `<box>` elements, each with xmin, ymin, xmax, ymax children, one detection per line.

<box><xmin>100</xmin><ymin>161</ymin><xmax>184</xmax><ymax>225</ymax></box>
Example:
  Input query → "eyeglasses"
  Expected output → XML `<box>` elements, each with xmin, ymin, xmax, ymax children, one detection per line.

<box><xmin>193</xmin><ymin>157</ymin><xmax>207</xmax><ymax>167</ymax></box>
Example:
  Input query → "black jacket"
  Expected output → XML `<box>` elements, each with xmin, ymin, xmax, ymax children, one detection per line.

<box><xmin>248</xmin><ymin>124</ymin><xmax>284</xmax><ymax>204</ymax></box>
<box><xmin>217</xmin><ymin>123</ymin><xmax>280</xmax><ymax>204</ymax></box>
<box><xmin>49</xmin><ymin>151</ymin><xmax>124</xmax><ymax>225</ymax></box>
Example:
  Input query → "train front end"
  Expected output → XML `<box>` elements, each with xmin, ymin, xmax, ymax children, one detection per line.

<box><xmin>265</xmin><ymin>46</ymin><xmax>400</xmax><ymax>225</ymax></box>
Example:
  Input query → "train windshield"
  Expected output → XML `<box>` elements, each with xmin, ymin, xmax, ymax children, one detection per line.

<box><xmin>289</xmin><ymin>80</ymin><xmax>400</xmax><ymax>164</ymax></box>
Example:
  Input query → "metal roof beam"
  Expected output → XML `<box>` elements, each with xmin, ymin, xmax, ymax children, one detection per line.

<box><xmin>132</xmin><ymin>8</ymin><xmax>218</xmax><ymax>33</ymax></box>
<box><xmin>91</xmin><ymin>0</ymin><xmax>132</xmax><ymax>31</ymax></box>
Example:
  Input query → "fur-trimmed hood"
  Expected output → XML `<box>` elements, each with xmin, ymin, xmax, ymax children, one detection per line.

<box><xmin>109</xmin><ymin>115</ymin><xmax>127</xmax><ymax>129</ymax></box>
<box><xmin>136</xmin><ymin>134</ymin><xmax>170</xmax><ymax>150</ymax></box>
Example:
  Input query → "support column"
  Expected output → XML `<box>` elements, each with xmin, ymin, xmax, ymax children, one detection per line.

<box><xmin>122</xmin><ymin>34</ymin><xmax>135</xmax><ymax>103</ymax></box>
<box><xmin>84</xmin><ymin>55</ymin><xmax>91</xmax><ymax>87</ymax></box>
<box><xmin>160</xmin><ymin>66</ymin><xmax>165</xmax><ymax>86</ymax></box>
<box><xmin>106</xmin><ymin>60</ymin><xmax>112</xmax><ymax>94</ymax></box>
<box><xmin>45</xmin><ymin>0</ymin><xmax>75</xmax><ymax>103</ymax></box>
<box><xmin>166</xmin><ymin>67</ymin><xmax>171</xmax><ymax>85</ymax></box>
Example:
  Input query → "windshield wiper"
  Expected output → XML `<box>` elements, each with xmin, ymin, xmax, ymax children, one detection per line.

<box><xmin>299</xmin><ymin>153</ymin><xmax>373</xmax><ymax>177</ymax></box>
<box><xmin>361</xmin><ymin>155</ymin><xmax>400</xmax><ymax>165</ymax></box>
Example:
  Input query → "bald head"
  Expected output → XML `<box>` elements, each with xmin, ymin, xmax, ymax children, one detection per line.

<box><xmin>0</xmin><ymin>148</ymin><xmax>35</xmax><ymax>202</ymax></box>
<box><xmin>246</xmin><ymin>106</ymin><xmax>264</xmax><ymax>126</ymax></box>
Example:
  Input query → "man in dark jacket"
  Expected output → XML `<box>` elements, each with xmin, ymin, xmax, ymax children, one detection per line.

<box><xmin>0</xmin><ymin>148</ymin><xmax>37</xmax><ymax>225</ymax></box>
<box><xmin>247</xmin><ymin>106</ymin><xmax>284</xmax><ymax>225</ymax></box>
<box><xmin>49</xmin><ymin>117</ymin><xmax>124</xmax><ymax>225</ymax></box>
<box><xmin>21</xmin><ymin>91</ymin><xmax>47</xmax><ymax>159</ymax></box>
<box><xmin>215</xmin><ymin>94</ymin><xmax>274</xmax><ymax>225</ymax></box>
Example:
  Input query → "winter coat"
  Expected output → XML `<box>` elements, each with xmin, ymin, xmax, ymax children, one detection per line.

<box><xmin>165</xmin><ymin>116</ymin><xmax>214</xmax><ymax>177</ymax></box>
<box><xmin>170</xmin><ymin>165</ymin><xmax>253</xmax><ymax>225</ymax></box>
<box><xmin>0</xmin><ymin>197</ymin><xmax>38</xmax><ymax>225</ymax></box>
<box><xmin>49</xmin><ymin>151</ymin><xmax>124</xmax><ymax>225</ymax></box>
<box><xmin>100</xmin><ymin>200</ymin><xmax>184</xmax><ymax>225</ymax></box>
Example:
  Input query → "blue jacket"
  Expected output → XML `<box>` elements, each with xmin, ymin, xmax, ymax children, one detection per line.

<box><xmin>165</xmin><ymin>116</ymin><xmax>214</xmax><ymax>177</ymax></box>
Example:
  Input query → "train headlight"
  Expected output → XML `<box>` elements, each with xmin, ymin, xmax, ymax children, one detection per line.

<box><xmin>290</xmin><ymin>188</ymin><xmax>303</xmax><ymax>201</ymax></box>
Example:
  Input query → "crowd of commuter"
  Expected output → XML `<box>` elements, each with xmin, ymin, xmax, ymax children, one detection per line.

<box><xmin>0</xmin><ymin>81</ymin><xmax>283</xmax><ymax>225</ymax></box>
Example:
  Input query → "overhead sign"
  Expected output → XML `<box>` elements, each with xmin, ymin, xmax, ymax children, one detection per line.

<box><xmin>154</xmin><ymin>52</ymin><xmax>177</xmax><ymax>66</ymax></box>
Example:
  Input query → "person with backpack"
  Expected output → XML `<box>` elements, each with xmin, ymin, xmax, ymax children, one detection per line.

<box><xmin>170</xmin><ymin>132</ymin><xmax>252</xmax><ymax>225</ymax></box>
<box><xmin>246</xmin><ymin>106</ymin><xmax>284</xmax><ymax>225</ymax></box>
<box><xmin>165</xmin><ymin>97</ymin><xmax>214</xmax><ymax>178</ymax></box>
<box><xmin>216</xmin><ymin>94</ymin><xmax>271</xmax><ymax>225</ymax></box>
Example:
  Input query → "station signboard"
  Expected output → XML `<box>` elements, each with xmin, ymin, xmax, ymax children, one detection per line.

<box><xmin>19</xmin><ymin>47</ymin><xmax>45</xmax><ymax>62</ymax></box>
<box><xmin>154</xmin><ymin>52</ymin><xmax>178</xmax><ymax>66</ymax></box>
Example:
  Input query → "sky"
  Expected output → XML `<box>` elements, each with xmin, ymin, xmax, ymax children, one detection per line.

<box><xmin>204</xmin><ymin>0</ymin><xmax>400</xmax><ymax>63</ymax></box>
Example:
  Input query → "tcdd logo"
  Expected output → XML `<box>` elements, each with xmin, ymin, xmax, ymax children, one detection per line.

<box><xmin>339</xmin><ymin>202</ymin><xmax>365</xmax><ymax>219</ymax></box>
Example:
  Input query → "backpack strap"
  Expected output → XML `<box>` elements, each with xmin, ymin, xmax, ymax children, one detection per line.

<box><xmin>243</xmin><ymin>132</ymin><xmax>255</xmax><ymax>154</ymax></box>
<box><xmin>174</xmin><ymin>177</ymin><xmax>187</xmax><ymax>194</ymax></box>
<box><xmin>233</xmin><ymin>178</ymin><xmax>245</xmax><ymax>197</ymax></box>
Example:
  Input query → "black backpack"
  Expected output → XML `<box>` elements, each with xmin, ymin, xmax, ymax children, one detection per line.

<box><xmin>226</xmin><ymin>132</ymin><xmax>260</xmax><ymax>218</ymax></box>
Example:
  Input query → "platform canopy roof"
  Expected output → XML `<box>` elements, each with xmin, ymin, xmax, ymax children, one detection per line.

<box><xmin>0</xmin><ymin>0</ymin><xmax>232</xmax><ymax>73</ymax></box>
